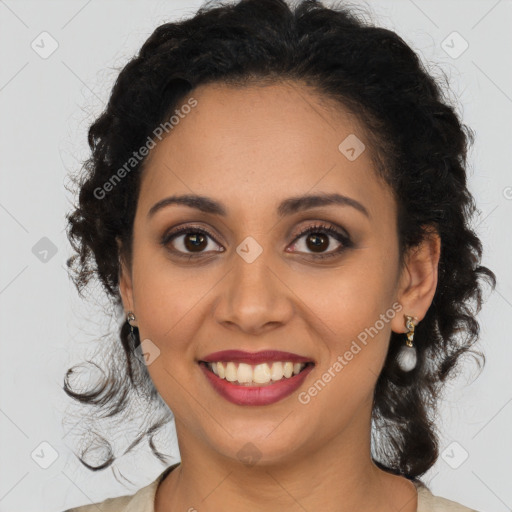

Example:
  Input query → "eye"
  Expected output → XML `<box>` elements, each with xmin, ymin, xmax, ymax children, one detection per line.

<box><xmin>161</xmin><ymin>225</ymin><xmax>224</xmax><ymax>258</ymax></box>
<box><xmin>287</xmin><ymin>222</ymin><xmax>353</xmax><ymax>259</ymax></box>
<box><xmin>161</xmin><ymin>222</ymin><xmax>353</xmax><ymax>260</ymax></box>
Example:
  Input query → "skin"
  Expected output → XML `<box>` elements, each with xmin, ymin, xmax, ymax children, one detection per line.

<box><xmin>118</xmin><ymin>81</ymin><xmax>441</xmax><ymax>512</ymax></box>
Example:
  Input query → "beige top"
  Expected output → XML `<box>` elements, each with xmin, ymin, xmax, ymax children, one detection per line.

<box><xmin>64</xmin><ymin>462</ymin><xmax>480</xmax><ymax>512</ymax></box>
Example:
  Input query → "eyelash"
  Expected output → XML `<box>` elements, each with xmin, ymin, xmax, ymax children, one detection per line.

<box><xmin>160</xmin><ymin>222</ymin><xmax>353</xmax><ymax>261</ymax></box>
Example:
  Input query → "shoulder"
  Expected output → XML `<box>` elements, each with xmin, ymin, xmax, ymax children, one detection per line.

<box><xmin>415</xmin><ymin>481</ymin><xmax>482</xmax><ymax>512</ymax></box>
<box><xmin>63</xmin><ymin>492</ymin><xmax>134</xmax><ymax>512</ymax></box>
<box><xmin>63</xmin><ymin>463</ymin><xmax>179</xmax><ymax>512</ymax></box>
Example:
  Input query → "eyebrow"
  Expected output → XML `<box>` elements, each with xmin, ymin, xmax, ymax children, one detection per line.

<box><xmin>147</xmin><ymin>192</ymin><xmax>370</xmax><ymax>219</ymax></box>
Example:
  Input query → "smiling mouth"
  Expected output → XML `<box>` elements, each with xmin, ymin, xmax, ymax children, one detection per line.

<box><xmin>198</xmin><ymin>360</ymin><xmax>315</xmax><ymax>387</ymax></box>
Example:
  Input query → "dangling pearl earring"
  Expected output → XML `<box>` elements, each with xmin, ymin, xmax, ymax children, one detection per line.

<box><xmin>397</xmin><ymin>314</ymin><xmax>418</xmax><ymax>372</ymax></box>
<box><xmin>126</xmin><ymin>311</ymin><xmax>137</xmax><ymax>345</ymax></box>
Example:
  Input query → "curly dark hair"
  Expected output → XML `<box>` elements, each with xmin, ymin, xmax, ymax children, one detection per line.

<box><xmin>64</xmin><ymin>0</ymin><xmax>496</xmax><ymax>482</ymax></box>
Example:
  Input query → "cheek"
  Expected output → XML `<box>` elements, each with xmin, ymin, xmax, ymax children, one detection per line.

<box><xmin>295</xmin><ymin>267</ymin><xmax>396</xmax><ymax>420</ymax></box>
<box><xmin>289</xmin><ymin>252</ymin><xmax>399</xmax><ymax>381</ymax></box>
<box><xmin>129</xmin><ymin>233</ymin><xmax>214</xmax><ymax>342</ymax></box>
<box><xmin>297</xmin><ymin>260</ymin><xmax>396</xmax><ymax>334</ymax></box>
<box><xmin>130</xmin><ymin>255</ymin><xmax>206</xmax><ymax>408</ymax></box>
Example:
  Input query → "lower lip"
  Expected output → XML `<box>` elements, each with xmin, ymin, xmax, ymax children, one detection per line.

<box><xmin>199</xmin><ymin>362</ymin><xmax>314</xmax><ymax>406</ymax></box>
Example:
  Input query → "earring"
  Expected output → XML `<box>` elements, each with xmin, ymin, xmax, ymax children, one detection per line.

<box><xmin>126</xmin><ymin>311</ymin><xmax>137</xmax><ymax>345</ymax></box>
<box><xmin>397</xmin><ymin>315</ymin><xmax>418</xmax><ymax>372</ymax></box>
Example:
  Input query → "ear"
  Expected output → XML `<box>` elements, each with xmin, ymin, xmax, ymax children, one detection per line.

<box><xmin>117</xmin><ymin>237</ymin><xmax>136</xmax><ymax>325</ymax></box>
<box><xmin>391</xmin><ymin>226</ymin><xmax>441</xmax><ymax>334</ymax></box>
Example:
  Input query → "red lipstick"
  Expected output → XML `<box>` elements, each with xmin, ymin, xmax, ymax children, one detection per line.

<box><xmin>198</xmin><ymin>350</ymin><xmax>315</xmax><ymax>406</ymax></box>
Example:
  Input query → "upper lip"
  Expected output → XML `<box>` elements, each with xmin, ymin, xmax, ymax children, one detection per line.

<box><xmin>200</xmin><ymin>350</ymin><xmax>315</xmax><ymax>365</ymax></box>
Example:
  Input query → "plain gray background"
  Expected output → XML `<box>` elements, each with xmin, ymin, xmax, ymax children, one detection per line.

<box><xmin>1</xmin><ymin>0</ymin><xmax>511</xmax><ymax>511</ymax></box>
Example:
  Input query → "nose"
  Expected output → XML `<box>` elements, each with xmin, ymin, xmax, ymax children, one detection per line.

<box><xmin>213</xmin><ymin>247</ymin><xmax>294</xmax><ymax>335</ymax></box>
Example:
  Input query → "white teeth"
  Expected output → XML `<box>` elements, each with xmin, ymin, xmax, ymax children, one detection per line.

<box><xmin>216</xmin><ymin>361</ymin><xmax>225</xmax><ymax>379</ymax></box>
<box><xmin>205</xmin><ymin>361</ymin><xmax>308</xmax><ymax>385</ymax></box>
<box><xmin>283</xmin><ymin>362</ymin><xmax>293</xmax><ymax>378</ymax></box>
<box><xmin>270</xmin><ymin>362</ymin><xmax>284</xmax><ymax>381</ymax></box>
<box><xmin>253</xmin><ymin>363</ymin><xmax>272</xmax><ymax>383</ymax></box>
<box><xmin>225</xmin><ymin>362</ymin><xmax>237</xmax><ymax>382</ymax></box>
<box><xmin>237</xmin><ymin>363</ymin><xmax>253</xmax><ymax>383</ymax></box>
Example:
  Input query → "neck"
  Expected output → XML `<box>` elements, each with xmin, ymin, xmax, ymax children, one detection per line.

<box><xmin>155</xmin><ymin>408</ymin><xmax>417</xmax><ymax>512</ymax></box>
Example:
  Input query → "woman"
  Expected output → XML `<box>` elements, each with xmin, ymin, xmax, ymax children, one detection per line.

<box><xmin>62</xmin><ymin>0</ymin><xmax>496</xmax><ymax>510</ymax></box>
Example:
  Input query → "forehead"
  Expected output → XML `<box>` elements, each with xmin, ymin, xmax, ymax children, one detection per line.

<box><xmin>137</xmin><ymin>81</ymin><xmax>395</xmax><ymax>222</ymax></box>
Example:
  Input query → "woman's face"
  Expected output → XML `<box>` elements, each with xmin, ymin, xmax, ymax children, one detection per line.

<box><xmin>119</xmin><ymin>81</ymin><xmax>433</xmax><ymax>466</ymax></box>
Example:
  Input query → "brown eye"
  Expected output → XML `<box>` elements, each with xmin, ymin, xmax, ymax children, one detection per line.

<box><xmin>161</xmin><ymin>226</ymin><xmax>224</xmax><ymax>257</ymax></box>
<box><xmin>305</xmin><ymin>232</ymin><xmax>330</xmax><ymax>253</ymax></box>
<box><xmin>183</xmin><ymin>232</ymin><xmax>208</xmax><ymax>252</ymax></box>
<box><xmin>288</xmin><ymin>223</ymin><xmax>353</xmax><ymax>259</ymax></box>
